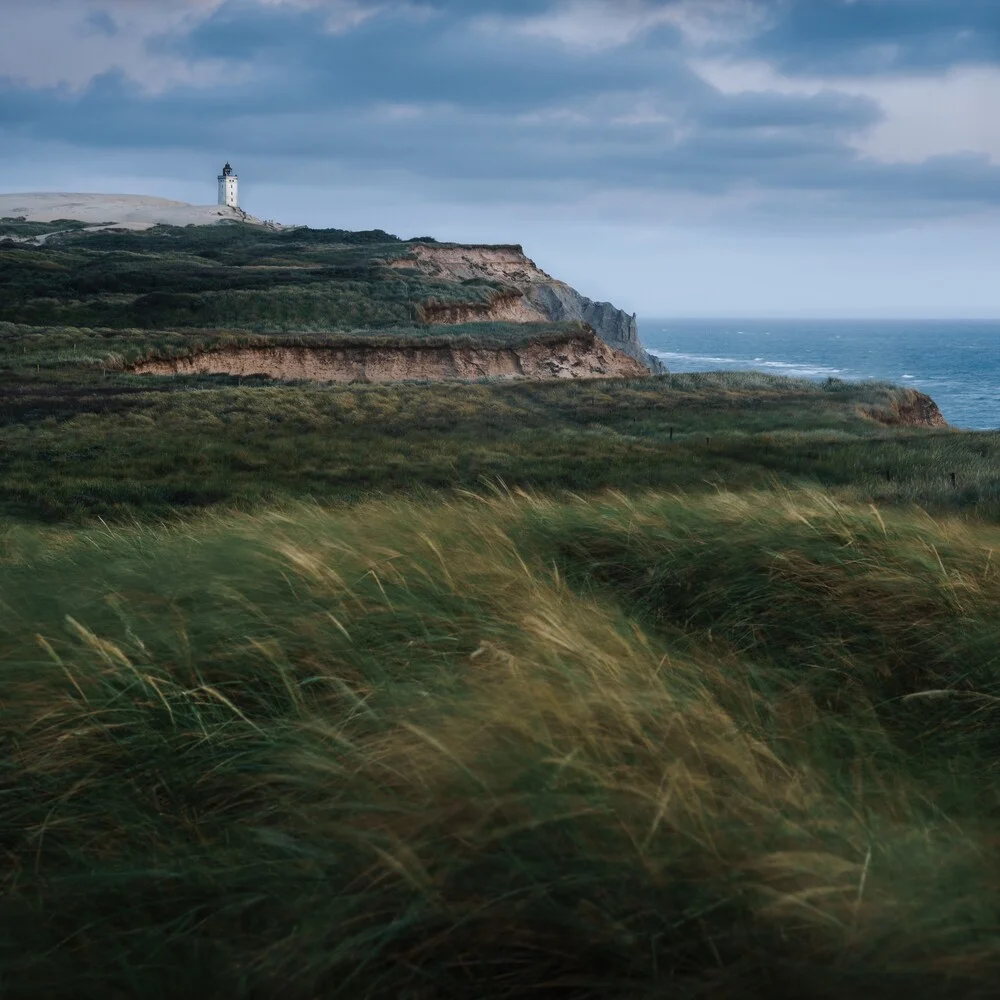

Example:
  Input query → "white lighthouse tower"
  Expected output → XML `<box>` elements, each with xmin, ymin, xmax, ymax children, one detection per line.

<box><xmin>218</xmin><ymin>162</ymin><xmax>239</xmax><ymax>209</ymax></box>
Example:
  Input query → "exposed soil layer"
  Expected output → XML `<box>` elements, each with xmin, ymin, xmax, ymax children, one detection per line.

<box><xmin>391</xmin><ymin>244</ymin><xmax>555</xmax><ymax>286</ymax></box>
<box><xmin>864</xmin><ymin>389</ymin><xmax>949</xmax><ymax>428</ymax></box>
<box><xmin>130</xmin><ymin>335</ymin><xmax>650</xmax><ymax>383</ymax></box>
<box><xmin>418</xmin><ymin>291</ymin><xmax>550</xmax><ymax>325</ymax></box>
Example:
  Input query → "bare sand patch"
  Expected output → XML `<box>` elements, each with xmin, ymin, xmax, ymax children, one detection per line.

<box><xmin>0</xmin><ymin>193</ymin><xmax>276</xmax><ymax>231</ymax></box>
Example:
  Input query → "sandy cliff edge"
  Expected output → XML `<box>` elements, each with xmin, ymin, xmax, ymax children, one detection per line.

<box><xmin>2</xmin><ymin>197</ymin><xmax>661</xmax><ymax>373</ymax></box>
<box><xmin>863</xmin><ymin>389</ymin><xmax>949</xmax><ymax>428</ymax></box>
<box><xmin>130</xmin><ymin>334</ymin><xmax>649</xmax><ymax>383</ymax></box>
<box><xmin>392</xmin><ymin>244</ymin><xmax>666</xmax><ymax>373</ymax></box>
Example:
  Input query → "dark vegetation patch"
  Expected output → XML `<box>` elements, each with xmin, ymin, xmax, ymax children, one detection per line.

<box><xmin>0</xmin><ymin>222</ymin><xmax>511</xmax><ymax>333</ymax></box>
<box><xmin>0</xmin><ymin>216</ymin><xmax>94</xmax><ymax>239</ymax></box>
<box><xmin>0</xmin><ymin>370</ymin><xmax>996</xmax><ymax>524</ymax></box>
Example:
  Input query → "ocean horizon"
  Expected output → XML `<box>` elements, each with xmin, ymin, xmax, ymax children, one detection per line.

<box><xmin>639</xmin><ymin>318</ymin><xmax>1000</xmax><ymax>431</ymax></box>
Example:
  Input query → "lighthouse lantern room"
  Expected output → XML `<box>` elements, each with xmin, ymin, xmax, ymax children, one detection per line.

<box><xmin>218</xmin><ymin>162</ymin><xmax>239</xmax><ymax>209</ymax></box>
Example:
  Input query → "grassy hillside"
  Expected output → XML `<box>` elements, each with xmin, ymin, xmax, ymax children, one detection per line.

<box><xmin>0</xmin><ymin>221</ymin><xmax>504</xmax><ymax>333</ymax></box>
<box><xmin>3</xmin><ymin>219</ymin><xmax>1000</xmax><ymax>996</ymax></box>
<box><xmin>0</xmin><ymin>370</ymin><xmax>996</xmax><ymax>523</ymax></box>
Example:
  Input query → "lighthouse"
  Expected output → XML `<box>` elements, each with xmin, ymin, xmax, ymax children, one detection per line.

<box><xmin>218</xmin><ymin>162</ymin><xmax>239</xmax><ymax>209</ymax></box>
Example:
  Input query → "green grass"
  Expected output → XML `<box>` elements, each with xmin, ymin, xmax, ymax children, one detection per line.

<box><xmin>4</xmin><ymin>490</ymin><xmax>1000</xmax><ymax>997</ymax></box>
<box><xmin>0</xmin><ymin>222</ymin><xmax>515</xmax><ymax>333</ymax></box>
<box><xmin>0</xmin><ymin>216</ymin><xmax>94</xmax><ymax>239</ymax></box>
<box><xmin>1</xmin><ymin>371</ymin><xmax>997</xmax><ymax>524</ymax></box>
<box><xmin>3</xmin><ymin>218</ymin><xmax>1000</xmax><ymax>996</ymax></box>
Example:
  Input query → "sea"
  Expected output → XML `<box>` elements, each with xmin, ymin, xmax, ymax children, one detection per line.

<box><xmin>640</xmin><ymin>319</ymin><xmax>1000</xmax><ymax>432</ymax></box>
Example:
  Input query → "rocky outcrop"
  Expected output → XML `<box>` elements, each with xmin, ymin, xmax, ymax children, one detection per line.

<box><xmin>525</xmin><ymin>283</ymin><xmax>665</xmax><ymax>373</ymax></box>
<box><xmin>392</xmin><ymin>244</ymin><xmax>665</xmax><ymax>373</ymax></box>
<box><xmin>130</xmin><ymin>333</ymin><xmax>650</xmax><ymax>383</ymax></box>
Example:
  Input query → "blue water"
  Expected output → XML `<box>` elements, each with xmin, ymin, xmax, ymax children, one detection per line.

<box><xmin>640</xmin><ymin>319</ymin><xmax>1000</xmax><ymax>431</ymax></box>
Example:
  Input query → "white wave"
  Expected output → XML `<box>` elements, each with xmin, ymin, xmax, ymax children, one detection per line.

<box><xmin>648</xmin><ymin>350</ymin><xmax>851</xmax><ymax>380</ymax></box>
<box><xmin>649</xmin><ymin>351</ymin><xmax>745</xmax><ymax>364</ymax></box>
<box><xmin>759</xmin><ymin>360</ymin><xmax>845</xmax><ymax>376</ymax></box>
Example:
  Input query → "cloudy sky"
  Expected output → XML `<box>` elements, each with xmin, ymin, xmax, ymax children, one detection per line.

<box><xmin>1</xmin><ymin>0</ymin><xmax>998</xmax><ymax>317</ymax></box>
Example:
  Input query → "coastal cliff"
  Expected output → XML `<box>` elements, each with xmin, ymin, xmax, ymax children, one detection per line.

<box><xmin>525</xmin><ymin>283</ymin><xmax>665</xmax><ymax>373</ymax></box>
<box><xmin>393</xmin><ymin>244</ymin><xmax>665</xmax><ymax>373</ymax></box>
<box><xmin>3</xmin><ymin>198</ymin><xmax>662</xmax><ymax>376</ymax></box>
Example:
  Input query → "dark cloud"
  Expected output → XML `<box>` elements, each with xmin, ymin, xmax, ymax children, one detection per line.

<box><xmin>81</xmin><ymin>10</ymin><xmax>118</xmax><ymax>38</ymax></box>
<box><xmin>0</xmin><ymin>0</ymin><xmax>998</xmax><ymax>226</ymax></box>
<box><xmin>169</xmin><ymin>2</ymin><xmax>692</xmax><ymax>112</ymax></box>
<box><xmin>698</xmin><ymin>90</ymin><xmax>882</xmax><ymax>131</ymax></box>
<box><xmin>750</xmin><ymin>0</ymin><xmax>1000</xmax><ymax>75</ymax></box>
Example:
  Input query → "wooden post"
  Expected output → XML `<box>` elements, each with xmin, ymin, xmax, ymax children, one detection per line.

<box><xmin>669</xmin><ymin>427</ymin><xmax>673</xmax><ymax>441</ymax></box>
<box><xmin>950</xmin><ymin>472</ymin><xmax>957</xmax><ymax>488</ymax></box>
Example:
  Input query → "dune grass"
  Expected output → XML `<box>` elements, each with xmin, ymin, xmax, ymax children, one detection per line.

<box><xmin>1</xmin><ymin>370</ymin><xmax>997</xmax><ymax>524</ymax></box>
<box><xmin>4</xmin><ymin>219</ymin><xmax>1000</xmax><ymax>996</ymax></box>
<box><xmin>3</xmin><ymin>488</ymin><xmax>1000</xmax><ymax>997</ymax></box>
<box><xmin>0</xmin><ymin>222</ymin><xmax>509</xmax><ymax>334</ymax></box>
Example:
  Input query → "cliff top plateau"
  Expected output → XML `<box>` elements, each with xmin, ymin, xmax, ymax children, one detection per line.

<box><xmin>0</xmin><ymin>196</ymin><xmax>663</xmax><ymax>374</ymax></box>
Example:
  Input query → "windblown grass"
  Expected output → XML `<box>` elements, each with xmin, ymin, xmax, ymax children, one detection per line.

<box><xmin>4</xmin><ymin>489</ymin><xmax>1000</xmax><ymax>997</ymax></box>
<box><xmin>1</xmin><ymin>370</ymin><xmax>996</xmax><ymax>523</ymax></box>
<box><xmin>3</xmin><ymin>217</ymin><xmax>999</xmax><ymax>997</ymax></box>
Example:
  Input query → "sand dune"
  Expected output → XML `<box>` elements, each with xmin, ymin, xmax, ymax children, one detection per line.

<box><xmin>0</xmin><ymin>193</ymin><xmax>274</xmax><ymax>230</ymax></box>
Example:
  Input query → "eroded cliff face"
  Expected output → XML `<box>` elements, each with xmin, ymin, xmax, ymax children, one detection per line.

<box><xmin>863</xmin><ymin>389</ymin><xmax>949</xmax><ymax>428</ymax></box>
<box><xmin>417</xmin><ymin>291</ymin><xmax>550</xmax><ymax>325</ymax></box>
<box><xmin>525</xmin><ymin>283</ymin><xmax>665</xmax><ymax>372</ymax></box>
<box><xmin>130</xmin><ymin>333</ymin><xmax>649</xmax><ymax>384</ymax></box>
<box><xmin>392</xmin><ymin>244</ymin><xmax>665</xmax><ymax>373</ymax></box>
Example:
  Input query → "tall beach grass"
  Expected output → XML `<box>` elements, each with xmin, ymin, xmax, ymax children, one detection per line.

<box><xmin>3</xmin><ymin>488</ymin><xmax>1000</xmax><ymax>997</ymax></box>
